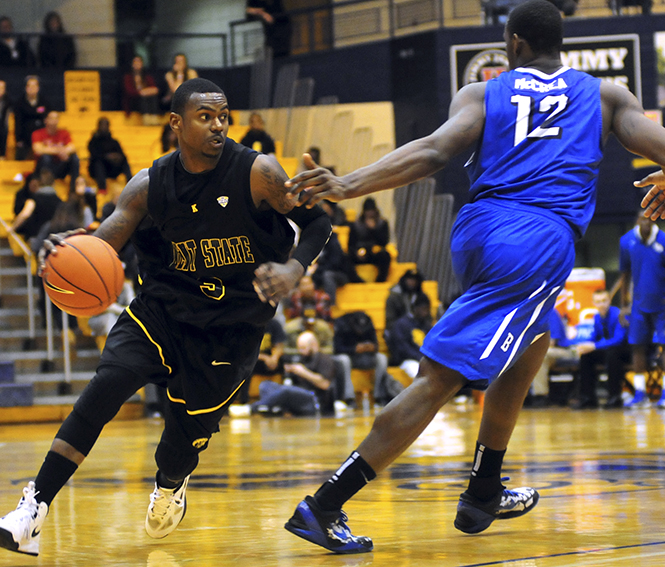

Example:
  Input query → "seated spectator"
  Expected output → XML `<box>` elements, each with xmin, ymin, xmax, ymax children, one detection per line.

<box><xmin>0</xmin><ymin>79</ymin><xmax>11</xmax><ymax>158</ymax></box>
<box><xmin>32</xmin><ymin>111</ymin><xmax>80</xmax><ymax>192</ymax></box>
<box><xmin>13</xmin><ymin>173</ymin><xmax>38</xmax><ymax>217</ymax></box>
<box><xmin>14</xmin><ymin>75</ymin><xmax>50</xmax><ymax>160</ymax></box>
<box><xmin>72</xmin><ymin>176</ymin><xmax>97</xmax><ymax>227</ymax></box>
<box><xmin>162</xmin><ymin>53</ymin><xmax>198</xmax><ymax>110</ymax></box>
<box><xmin>334</xmin><ymin>310</ymin><xmax>402</xmax><ymax>406</ymax></box>
<box><xmin>311</xmin><ymin>231</ymin><xmax>352</xmax><ymax>306</ymax></box>
<box><xmin>38</xmin><ymin>11</ymin><xmax>76</xmax><ymax>69</ymax></box>
<box><xmin>87</xmin><ymin>116</ymin><xmax>132</xmax><ymax>193</ymax></box>
<box><xmin>122</xmin><ymin>55</ymin><xmax>160</xmax><ymax>124</ymax></box>
<box><xmin>0</xmin><ymin>16</ymin><xmax>35</xmax><ymax>67</ymax></box>
<box><xmin>385</xmin><ymin>292</ymin><xmax>433</xmax><ymax>377</ymax></box>
<box><xmin>349</xmin><ymin>197</ymin><xmax>391</xmax><ymax>282</ymax></box>
<box><xmin>284</xmin><ymin>275</ymin><xmax>331</xmax><ymax>321</ymax></box>
<box><xmin>573</xmin><ymin>290</ymin><xmax>631</xmax><ymax>409</ymax></box>
<box><xmin>240</xmin><ymin>112</ymin><xmax>276</xmax><ymax>155</ymax></box>
<box><xmin>526</xmin><ymin>306</ymin><xmax>577</xmax><ymax>408</ymax></box>
<box><xmin>238</xmin><ymin>316</ymin><xmax>286</xmax><ymax>405</ymax></box>
<box><xmin>252</xmin><ymin>331</ymin><xmax>336</xmax><ymax>416</ymax></box>
<box><xmin>385</xmin><ymin>269</ymin><xmax>425</xmax><ymax>334</ymax></box>
<box><xmin>320</xmin><ymin>199</ymin><xmax>347</xmax><ymax>227</ymax></box>
<box><xmin>11</xmin><ymin>169</ymin><xmax>61</xmax><ymax>241</ymax></box>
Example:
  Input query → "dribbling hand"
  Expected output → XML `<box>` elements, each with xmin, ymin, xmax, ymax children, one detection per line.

<box><xmin>637</xmin><ymin>170</ymin><xmax>665</xmax><ymax>220</ymax></box>
<box><xmin>37</xmin><ymin>228</ymin><xmax>87</xmax><ymax>276</ymax></box>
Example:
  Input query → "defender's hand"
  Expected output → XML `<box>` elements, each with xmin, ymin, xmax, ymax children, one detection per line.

<box><xmin>285</xmin><ymin>153</ymin><xmax>350</xmax><ymax>208</ymax></box>
<box><xmin>638</xmin><ymin>170</ymin><xmax>665</xmax><ymax>220</ymax></box>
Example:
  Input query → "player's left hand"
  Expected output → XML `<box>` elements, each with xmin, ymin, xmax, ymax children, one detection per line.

<box><xmin>37</xmin><ymin>228</ymin><xmax>87</xmax><ymax>276</ymax></box>
<box><xmin>637</xmin><ymin>170</ymin><xmax>665</xmax><ymax>220</ymax></box>
<box><xmin>253</xmin><ymin>259</ymin><xmax>304</xmax><ymax>307</ymax></box>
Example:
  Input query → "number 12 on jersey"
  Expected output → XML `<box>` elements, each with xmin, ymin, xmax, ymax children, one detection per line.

<box><xmin>511</xmin><ymin>94</ymin><xmax>569</xmax><ymax>146</ymax></box>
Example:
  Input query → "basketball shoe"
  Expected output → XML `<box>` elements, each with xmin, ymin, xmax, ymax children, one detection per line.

<box><xmin>623</xmin><ymin>390</ymin><xmax>650</xmax><ymax>408</ymax></box>
<box><xmin>454</xmin><ymin>486</ymin><xmax>539</xmax><ymax>534</ymax></box>
<box><xmin>145</xmin><ymin>475</ymin><xmax>190</xmax><ymax>539</ymax></box>
<box><xmin>0</xmin><ymin>481</ymin><xmax>48</xmax><ymax>556</ymax></box>
<box><xmin>284</xmin><ymin>496</ymin><xmax>373</xmax><ymax>554</ymax></box>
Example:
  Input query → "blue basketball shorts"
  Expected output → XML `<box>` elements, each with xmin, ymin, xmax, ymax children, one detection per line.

<box><xmin>420</xmin><ymin>200</ymin><xmax>576</xmax><ymax>389</ymax></box>
<box><xmin>627</xmin><ymin>306</ymin><xmax>665</xmax><ymax>346</ymax></box>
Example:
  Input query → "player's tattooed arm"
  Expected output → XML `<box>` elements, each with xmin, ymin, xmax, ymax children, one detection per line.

<box><xmin>250</xmin><ymin>153</ymin><xmax>298</xmax><ymax>214</ymax></box>
<box><xmin>93</xmin><ymin>169</ymin><xmax>150</xmax><ymax>253</ymax></box>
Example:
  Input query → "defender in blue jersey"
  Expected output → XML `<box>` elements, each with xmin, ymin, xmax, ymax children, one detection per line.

<box><xmin>282</xmin><ymin>0</ymin><xmax>665</xmax><ymax>554</ymax></box>
<box><xmin>616</xmin><ymin>214</ymin><xmax>665</xmax><ymax>407</ymax></box>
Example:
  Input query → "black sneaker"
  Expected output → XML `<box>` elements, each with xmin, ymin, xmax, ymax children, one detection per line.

<box><xmin>454</xmin><ymin>486</ymin><xmax>539</xmax><ymax>534</ymax></box>
<box><xmin>284</xmin><ymin>496</ymin><xmax>373</xmax><ymax>554</ymax></box>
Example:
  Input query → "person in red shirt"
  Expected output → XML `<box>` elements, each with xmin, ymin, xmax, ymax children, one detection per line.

<box><xmin>285</xmin><ymin>275</ymin><xmax>332</xmax><ymax>322</ymax></box>
<box><xmin>32</xmin><ymin>110</ymin><xmax>80</xmax><ymax>192</ymax></box>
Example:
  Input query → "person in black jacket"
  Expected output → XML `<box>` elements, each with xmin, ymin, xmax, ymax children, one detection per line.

<box><xmin>385</xmin><ymin>293</ymin><xmax>432</xmax><ymax>377</ymax></box>
<box><xmin>0</xmin><ymin>79</ymin><xmax>11</xmax><ymax>158</ymax></box>
<box><xmin>14</xmin><ymin>75</ymin><xmax>50</xmax><ymax>160</ymax></box>
<box><xmin>87</xmin><ymin>117</ymin><xmax>132</xmax><ymax>193</ymax></box>
<box><xmin>348</xmin><ymin>197</ymin><xmax>391</xmax><ymax>282</ymax></box>
<box><xmin>240</xmin><ymin>112</ymin><xmax>276</xmax><ymax>155</ymax></box>
<box><xmin>38</xmin><ymin>12</ymin><xmax>76</xmax><ymax>69</ymax></box>
<box><xmin>0</xmin><ymin>16</ymin><xmax>35</xmax><ymax>67</ymax></box>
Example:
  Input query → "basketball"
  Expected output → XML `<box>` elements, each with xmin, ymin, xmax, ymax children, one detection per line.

<box><xmin>42</xmin><ymin>234</ymin><xmax>124</xmax><ymax>317</ymax></box>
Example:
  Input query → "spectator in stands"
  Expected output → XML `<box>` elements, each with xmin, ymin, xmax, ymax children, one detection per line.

<box><xmin>38</xmin><ymin>11</ymin><xmax>76</xmax><ymax>69</ymax></box>
<box><xmin>348</xmin><ymin>197</ymin><xmax>391</xmax><ymax>282</ymax></box>
<box><xmin>311</xmin><ymin>231</ymin><xmax>352</xmax><ymax>306</ymax></box>
<box><xmin>385</xmin><ymin>292</ymin><xmax>432</xmax><ymax>378</ymax></box>
<box><xmin>572</xmin><ymin>289</ymin><xmax>630</xmax><ymax>409</ymax></box>
<box><xmin>320</xmin><ymin>199</ymin><xmax>347</xmax><ymax>227</ymax></box>
<box><xmin>0</xmin><ymin>16</ymin><xmax>35</xmax><ymax>67</ymax></box>
<box><xmin>526</xmin><ymin>306</ymin><xmax>577</xmax><ymax>408</ymax></box>
<box><xmin>240</xmin><ymin>112</ymin><xmax>276</xmax><ymax>155</ymax></box>
<box><xmin>616</xmin><ymin>214</ymin><xmax>665</xmax><ymax>408</ymax></box>
<box><xmin>0</xmin><ymin>79</ymin><xmax>11</xmax><ymax>158</ymax></box>
<box><xmin>237</xmin><ymin>315</ymin><xmax>286</xmax><ymax>406</ymax></box>
<box><xmin>160</xmin><ymin>123</ymin><xmax>178</xmax><ymax>155</ymax></box>
<box><xmin>13</xmin><ymin>173</ymin><xmax>38</xmax><ymax>217</ymax></box>
<box><xmin>87</xmin><ymin>116</ymin><xmax>132</xmax><ymax>194</ymax></box>
<box><xmin>252</xmin><ymin>331</ymin><xmax>336</xmax><ymax>416</ymax></box>
<box><xmin>11</xmin><ymin>168</ymin><xmax>61</xmax><ymax>241</ymax></box>
<box><xmin>87</xmin><ymin>280</ymin><xmax>135</xmax><ymax>341</ymax></box>
<box><xmin>32</xmin><ymin>111</ymin><xmax>80</xmax><ymax>193</ymax></box>
<box><xmin>246</xmin><ymin>0</ymin><xmax>292</xmax><ymax>59</ymax></box>
<box><xmin>285</xmin><ymin>275</ymin><xmax>331</xmax><ymax>321</ymax></box>
<box><xmin>334</xmin><ymin>310</ymin><xmax>402</xmax><ymax>406</ymax></box>
<box><xmin>14</xmin><ymin>75</ymin><xmax>50</xmax><ymax>160</ymax></box>
<box><xmin>72</xmin><ymin>176</ymin><xmax>96</xmax><ymax>227</ymax></box>
<box><xmin>122</xmin><ymin>55</ymin><xmax>160</xmax><ymax>125</ymax></box>
<box><xmin>385</xmin><ymin>269</ymin><xmax>424</xmax><ymax>334</ymax></box>
<box><xmin>162</xmin><ymin>53</ymin><xmax>198</xmax><ymax>110</ymax></box>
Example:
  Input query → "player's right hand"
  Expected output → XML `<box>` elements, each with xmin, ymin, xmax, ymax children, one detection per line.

<box><xmin>637</xmin><ymin>169</ymin><xmax>665</xmax><ymax>220</ymax></box>
<box><xmin>37</xmin><ymin>228</ymin><xmax>87</xmax><ymax>276</ymax></box>
<box><xmin>285</xmin><ymin>153</ymin><xmax>350</xmax><ymax>207</ymax></box>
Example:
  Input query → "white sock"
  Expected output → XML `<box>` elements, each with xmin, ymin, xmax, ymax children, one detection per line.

<box><xmin>633</xmin><ymin>373</ymin><xmax>646</xmax><ymax>393</ymax></box>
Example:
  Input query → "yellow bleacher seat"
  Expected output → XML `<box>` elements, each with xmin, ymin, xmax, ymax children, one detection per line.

<box><xmin>332</xmin><ymin>225</ymin><xmax>349</xmax><ymax>252</ymax></box>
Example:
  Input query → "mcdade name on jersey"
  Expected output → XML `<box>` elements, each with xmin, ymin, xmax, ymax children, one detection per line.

<box><xmin>514</xmin><ymin>77</ymin><xmax>568</xmax><ymax>93</ymax></box>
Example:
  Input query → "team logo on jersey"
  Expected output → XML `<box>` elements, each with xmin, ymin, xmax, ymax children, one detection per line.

<box><xmin>217</xmin><ymin>196</ymin><xmax>229</xmax><ymax>208</ymax></box>
<box><xmin>463</xmin><ymin>49</ymin><xmax>509</xmax><ymax>86</ymax></box>
<box><xmin>192</xmin><ymin>437</ymin><xmax>208</xmax><ymax>449</ymax></box>
<box><xmin>200</xmin><ymin>276</ymin><xmax>226</xmax><ymax>300</ymax></box>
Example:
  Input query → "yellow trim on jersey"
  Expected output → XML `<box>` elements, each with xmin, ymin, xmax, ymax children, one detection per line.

<box><xmin>166</xmin><ymin>379</ymin><xmax>245</xmax><ymax>416</ymax></box>
<box><xmin>126</xmin><ymin>306</ymin><xmax>172</xmax><ymax>374</ymax></box>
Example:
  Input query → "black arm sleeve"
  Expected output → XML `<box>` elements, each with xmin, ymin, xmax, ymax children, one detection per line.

<box><xmin>287</xmin><ymin>204</ymin><xmax>332</xmax><ymax>269</ymax></box>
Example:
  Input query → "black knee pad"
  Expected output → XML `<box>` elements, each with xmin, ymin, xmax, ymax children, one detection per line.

<box><xmin>56</xmin><ymin>409</ymin><xmax>103</xmax><ymax>457</ymax></box>
<box><xmin>155</xmin><ymin>441</ymin><xmax>200</xmax><ymax>481</ymax></box>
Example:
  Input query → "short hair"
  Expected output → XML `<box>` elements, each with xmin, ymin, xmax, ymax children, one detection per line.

<box><xmin>171</xmin><ymin>78</ymin><xmax>225</xmax><ymax>115</ymax></box>
<box><xmin>506</xmin><ymin>0</ymin><xmax>563</xmax><ymax>55</ymax></box>
<box><xmin>593</xmin><ymin>289</ymin><xmax>608</xmax><ymax>296</ymax></box>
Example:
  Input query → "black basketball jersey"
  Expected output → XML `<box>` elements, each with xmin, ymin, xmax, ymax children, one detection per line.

<box><xmin>132</xmin><ymin>139</ymin><xmax>294</xmax><ymax>329</ymax></box>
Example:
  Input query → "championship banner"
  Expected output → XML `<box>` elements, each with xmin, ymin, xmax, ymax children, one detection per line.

<box><xmin>451</xmin><ymin>34</ymin><xmax>641</xmax><ymax>103</ymax></box>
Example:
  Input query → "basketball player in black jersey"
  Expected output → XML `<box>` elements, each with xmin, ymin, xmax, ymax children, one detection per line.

<box><xmin>0</xmin><ymin>78</ymin><xmax>332</xmax><ymax>556</ymax></box>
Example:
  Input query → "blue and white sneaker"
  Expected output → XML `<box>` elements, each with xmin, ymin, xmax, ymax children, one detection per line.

<box><xmin>623</xmin><ymin>390</ymin><xmax>651</xmax><ymax>408</ymax></box>
<box><xmin>454</xmin><ymin>486</ymin><xmax>539</xmax><ymax>534</ymax></box>
<box><xmin>284</xmin><ymin>496</ymin><xmax>373</xmax><ymax>554</ymax></box>
<box><xmin>656</xmin><ymin>393</ymin><xmax>665</xmax><ymax>409</ymax></box>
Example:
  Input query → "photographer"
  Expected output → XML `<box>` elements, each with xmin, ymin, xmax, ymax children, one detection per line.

<box><xmin>252</xmin><ymin>332</ymin><xmax>335</xmax><ymax>416</ymax></box>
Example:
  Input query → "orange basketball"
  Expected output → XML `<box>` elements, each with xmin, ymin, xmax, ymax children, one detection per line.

<box><xmin>42</xmin><ymin>234</ymin><xmax>124</xmax><ymax>317</ymax></box>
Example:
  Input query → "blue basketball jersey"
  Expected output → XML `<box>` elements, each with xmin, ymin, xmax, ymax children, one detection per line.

<box><xmin>466</xmin><ymin>66</ymin><xmax>603</xmax><ymax>239</ymax></box>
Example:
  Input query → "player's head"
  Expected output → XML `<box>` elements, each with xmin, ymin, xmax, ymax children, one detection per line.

<box><xmin>505</xmin><ymin>0</ymin><xmax>563</xmax><ymax>67</ymax></box>
<box><xmin>592</xmin><ymin>289</ymin><xmax>610</xmax><ymax>317</ymax></box>
<box><xmin>170</xmin><ymin>78</ymin><xmax>229</xmax><ymax>161</ymax></box>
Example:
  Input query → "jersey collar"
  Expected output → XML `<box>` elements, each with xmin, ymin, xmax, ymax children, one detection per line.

<box><xmin>633</xmin><ymin>223</ymin><xmax>659</xmax><ymax>246</ymax></box>
<box><xmin>515</xmin><ymin>66</ymin><xmax>570</xmax><ymax>81</ymax></box>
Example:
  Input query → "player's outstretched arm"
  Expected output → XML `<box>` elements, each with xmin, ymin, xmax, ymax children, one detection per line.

<box><xmin>286</xmin><ymin>82</ymin><xmax>486</xmax><ymax>207</ymax></box>
<box><xmin>93</xmin><ymin>169</ymin><xmax>150</xmax><ymax>252</ymax></box>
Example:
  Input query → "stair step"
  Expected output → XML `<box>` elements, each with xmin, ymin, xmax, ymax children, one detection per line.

<box><xmin>0</xmin><ymin>383</ymin><xmax>34</xmax><ymax>407</ymax></box>
<box><xmin>0</xmin><ymin>267</ymin><xmax>29</xmax><ymax>276</ymax></box>
<box><xmin>33</xmin><ymin>393</ymin><xmax>141</xmax><ymax>406</ymax></box>
<box><xmin>0</xmin><ymin>348</ymin><xmax>100</xmax><ymax>362</ymax></box>
<box><xmin>15</xmin><ymin>371</ymin><xmax>93</xmax><ymax>384</ymax></box>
